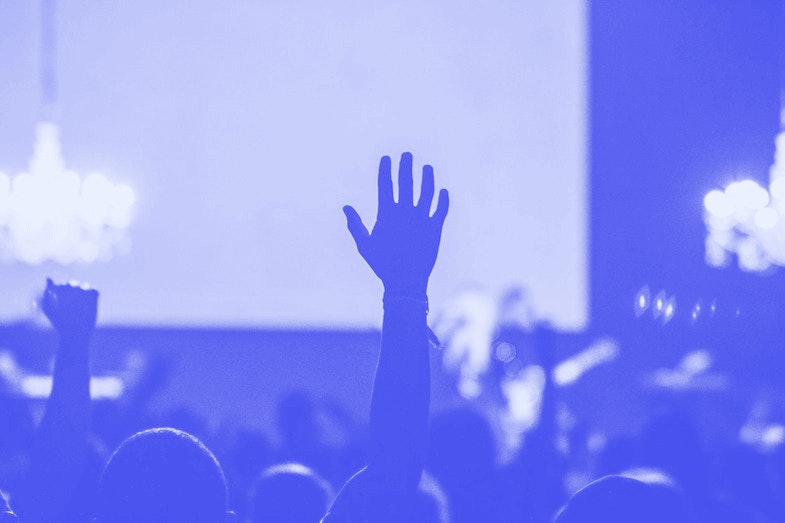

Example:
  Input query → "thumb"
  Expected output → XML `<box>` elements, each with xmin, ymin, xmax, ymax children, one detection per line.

<box><xmin>343</xmin><ymin>205</ymin><xmax>370</xmax><ymax>251</ymax></box>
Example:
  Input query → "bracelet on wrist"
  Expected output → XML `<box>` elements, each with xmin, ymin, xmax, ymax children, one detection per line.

<box><xmin>383</xmin><ymin>291</ymin><xmax>429</xmax><ymax>314</ymax></box>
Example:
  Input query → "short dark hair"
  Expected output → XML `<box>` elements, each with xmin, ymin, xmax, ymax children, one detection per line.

<box><xmin>95</xmin><ymin>427</ymin><xmax>229</xmax><ymax>523</ymax></box>
<box><xmin>554</xmin><ymin>475</ymin><xmax>694</xmax><ymax>523</ymax></box>
<box><xmin>249</xmin><ymin>463</ymin><xmax>333</xmax><ymax>523</ymax></box>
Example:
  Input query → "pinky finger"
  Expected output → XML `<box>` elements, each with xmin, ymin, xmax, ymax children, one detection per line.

<box><xmin>432</xmin><ymin>189</ymin><xmax>449</xmax><ymax>225</ymax></box>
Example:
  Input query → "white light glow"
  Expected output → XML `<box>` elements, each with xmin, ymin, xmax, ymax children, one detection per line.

<box><xmin>725</xmin><ymin>180</ymin><xmax>769</xmax><ymax>210</ymax></box>
<box><xmin>502</xmin><ymin>365</ymin><xmax>545</xmax><ymax>428</ymax></box>
<box><xmin>633</xmin><ymin>285</ymin><xmax>650</xmax><ymax>317</ymax></box>
<box><xmin>662</xmin><ymin>297</ymin><xmax>676</xmax><ymax>323</ymax></box>
<box><xmin>762</xmin><ymin>425</ymin><xmax>785</xmax><ymax>447</ymax></box>
<box><xmin>704</xmin><ymin>190</ymin><xmax>732</xmax><ymax>217</ymax></box>
<box><xmin>704</xmin><ymin>131</ymin><xmax>785</xmax><ymax>271</ymax></box>
<box><xmin>20</xmin><ymin>374</ymin><xmax>125</xmax><ymax>399</ymax></box>
<box><xmin>755</xmin><ymin>207</ymin><xmax>779</xmax><ymax>230</ymax></box>
<box><xmin>434</xmin><ymin>288</ymin><xmax>498</xmax><ymax>396</ymax></box>
<box><xmin>552</xmin><ymin>338</ymin><xmax>619</xmax><ymax>386</ymax></box>
<box><xmin>0</xmin><ymin>122</ymin><xmax>135</xmax><ymax>264</ymax></box>
<box><xmin>770</xmin><ymin>177</ymin><xmax>785</xmax><ymax>201</ymax></box>
<box><xmin>679</xmin><ymin>349</ymin><xmax>712</xmax><ymax>375</ymax></box>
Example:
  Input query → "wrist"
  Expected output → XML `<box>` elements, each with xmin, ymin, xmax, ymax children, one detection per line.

<box><xmin>57</xmin><ymin>328</ymin><xmax>94</xmax><ymax>346</ymax></box>
<box><xmin>382</xmin><ymin>278</ymin><xmax>428</xmax><ymax>296</ymax></box>
<box><xmin>383</xmin><ymin>290</ymin><xmax>429</xmax><ymax>314</ymax></box>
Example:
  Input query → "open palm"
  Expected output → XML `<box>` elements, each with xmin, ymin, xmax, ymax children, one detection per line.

<box><xmin>343</xmin><ymin>152</ymin><xmax>449</xmax><ymax>295</ymax></box>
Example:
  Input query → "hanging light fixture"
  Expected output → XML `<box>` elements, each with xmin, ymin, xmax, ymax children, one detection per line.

<box><xmin>0</xmin><ymin>0</ymin><xmax>135</xmax><ymax>265</ymax></box>
<box><xmin>703</xmin><ymin>127</ymin><xmax>785</xmax><ymax>272</ymax></box>
<box><xmin>703</xmin><ymin>30</ymin><xmax>785</xmax><ymax>272</ymax></box>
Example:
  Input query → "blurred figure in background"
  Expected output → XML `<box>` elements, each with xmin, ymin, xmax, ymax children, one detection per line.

<box><xmin>427</xmin><ymin>407</ymin><xmax>499</xmax><ymax>523</ymax></box>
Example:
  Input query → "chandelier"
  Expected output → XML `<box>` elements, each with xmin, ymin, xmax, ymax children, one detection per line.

<box><xmin>0</xmin><ymin>0</ymin><xmax>135</xmax><ymax>265</ymax></box>
<box><xmin>703</xmin><ymin>119</ymin><xmax>785</xmax><ymax>272</ymax></box>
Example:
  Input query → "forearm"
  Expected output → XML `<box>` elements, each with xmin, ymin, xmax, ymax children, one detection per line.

<box><xmin>367</xmin><ymin>293</ymin><xmax>430</xmax><ymax>491</ymax></box>
<box><xmin>43</xmin><ymin>334</ymin><xmax>91</xmax><ymax>432</ymax></box>
<box><xmin>338</xmin><ymin>151</ymin><xmax>448</xmax><ymax>511</ymax></box>
<box><xmin>14</xmin><ymin>334</ymin><xmax>92</xmax><ymax>521</ymax></box>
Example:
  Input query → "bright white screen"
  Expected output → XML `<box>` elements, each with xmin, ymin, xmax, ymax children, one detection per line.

<box><xmin>0</xmin><ymin>0</ymin><xmax>587</xmax><ymax>329</ymax></box>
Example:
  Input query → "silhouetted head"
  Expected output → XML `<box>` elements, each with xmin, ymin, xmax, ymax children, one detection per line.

<box><xmin>95</xmin><ymin>427</ymin><xmax>231</xmax><ymax>523</ymax></box>
<box><xmin>249</xmin><ymin>463</ymin><xmax>333</xmax><ymax>523</ymax></box>
<box><xmin>554</xmin><ymin>475</ymin><xmax>695</xmax><ymax>523</ymax></box>
<box><xmin>276</xmin><ymin>391</ymin><xmax>318</xmax><ymax>448</ymax></box>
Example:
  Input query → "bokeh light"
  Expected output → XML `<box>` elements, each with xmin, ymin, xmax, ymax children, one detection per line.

<box><xmin>0</xmin><ymin>123</ymin><xmax>135</xmax><ymax>264</ymax></box>
<box><xmin>703</xmin><ymin>131</ymin><xmax>785</xmax><ymax>271</ymax></box>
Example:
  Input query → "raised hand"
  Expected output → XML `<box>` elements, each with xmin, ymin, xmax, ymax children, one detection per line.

<box><xmin>13</xmin><ymin>279</ymin><xmax>99</xmax><ymax>522</ymax></box>
<box><xmin>343</xmin><ymin>152</ymin><xmax>449</xmax><ymax>296</ymax></box>
<box><xmin>41</xmin><ymin>278</ymin><xmax>99</xmax><ymax>338</ymax></box>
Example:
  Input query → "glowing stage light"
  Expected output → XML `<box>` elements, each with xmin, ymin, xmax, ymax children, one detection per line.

<box><xmin>0</xmin><ymin>0</ymin><xmax>136</xmax><ymax>265</ymax></box>
<box><xmin>0</xmin><ymin>123</ymin><xmax>135</xmax><ymax>264</ymax></box>
<box><xmin>633</xmin><ymin>285</ymin><xmax>650</xmax><ymax>317</ymax></box>
<box><xmin>704</xmin><ymin>130</ymin><xmax>785</xmax><ymax>271</ymax></box>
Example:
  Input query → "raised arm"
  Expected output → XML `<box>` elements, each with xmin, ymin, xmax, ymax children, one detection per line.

<box><xmin>13</xmin><ymin>279</ymin><xmax>98</xmax><ymax>522</ymax></box>
<box><xmin>326</xmin><ymin>152</ymin><xmax>448</xmax><ymax>519</ymax></box>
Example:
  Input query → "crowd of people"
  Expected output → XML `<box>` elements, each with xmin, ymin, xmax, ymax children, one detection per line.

<box><xmin>0</xmin><ymin>153</ymin><xmax>782</xmax><ymax>522</ymax></box>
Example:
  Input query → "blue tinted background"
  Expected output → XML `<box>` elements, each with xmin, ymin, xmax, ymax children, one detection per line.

<box><xmin>0</xmin><ymin>0</ymin><xmax>588</xmax><ymax>330</ymax></box>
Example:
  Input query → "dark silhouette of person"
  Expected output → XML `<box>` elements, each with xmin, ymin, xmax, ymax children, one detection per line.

<box><xmin>249</xmin><ymin>463</ymin><xmax>333</xmax><ymax>523</ymax></box>
<box><xmin>322</xmin><ymin>152</ymin><xmax>449</xmax><ymax>521</ymax></box>
<box><xmin>427</xmin><ymin>407</ymin><xmax>499</xmax><ymax>523</ymax></box>
<box><xmin>11</xmin><ymin>279</ymin><xmax>98</xmax><ymax>522</ymax></box>
<box><xmin>553</xmin><ymin>474</ymin><xmax>696</xmax><ymax>523</ymax></box>
<box><xmin>94</xmin><ymin>427</ymin><xmax>233</xmax><ymax>523</ymax></box>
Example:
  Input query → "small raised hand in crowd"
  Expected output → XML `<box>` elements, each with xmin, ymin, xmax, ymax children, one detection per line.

<box><xmin>12</xmin><ymin>279</ymin><xmax>99</xmax><ymax>522</ymax></box>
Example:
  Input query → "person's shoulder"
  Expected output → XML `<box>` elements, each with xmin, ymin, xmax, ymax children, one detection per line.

<box><xmin>322</xmin><ymin>467</ymin><xmax>412</xmax><ymax>523</ymax></box>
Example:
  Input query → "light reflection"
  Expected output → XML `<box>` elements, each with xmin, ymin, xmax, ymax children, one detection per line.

<box><xmin>650</xmin><ymin>350</ymin><xmax>727</xmax><ymax>391</ymax></box>
<box><xmin>662</xmin><ymin>297</ymin><xmax>676</xmax><ymax>323</ymax></box>
<box><xmin>654</xmin><ymin>291</ymin><xmax>666</xmax><ymax>315</ymax></box>
<box><xmin>503</xmin><ymin>358</ymin><xmax>524</xmax><ymax>378</ymax></box>
<box><xmin>633</xmin><ymin>286</ymin><xmax>650</xmax><ymax>317</ymax></box>
<box><xmin>690</xmin><ymin>302</ymin><xmax>702</xmax><ymax>323</ymax></box>
<box><xmin>495</xmin><ymin>342</ymin><xmax>517</xmax><ymax>363</ymax></box>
